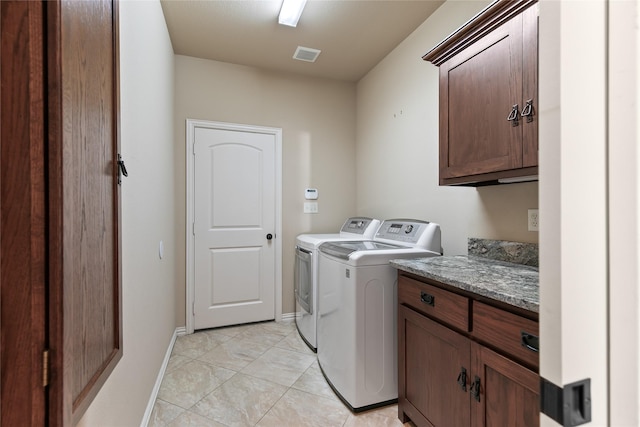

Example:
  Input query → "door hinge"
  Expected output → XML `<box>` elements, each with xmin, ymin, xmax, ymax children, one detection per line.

<box><xmin>42</xmin><ymin>349</ymin><xmax>50</xmax><ymax>387</ymax></box>
<box><xmin>192</xmin><ymin>302</ymin><xmax>195</xmax><ymax>316</ymax></box>
<box><xmin>192</xmin><ymin>222</ymin><xmax>195</xmax><ymax>236</ymax></box>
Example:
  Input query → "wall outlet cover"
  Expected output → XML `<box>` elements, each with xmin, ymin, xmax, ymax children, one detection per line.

<box><xmin>528</xmin><ymin>209</ymin><xmax>539</xmax><ymax>231</ymax></box>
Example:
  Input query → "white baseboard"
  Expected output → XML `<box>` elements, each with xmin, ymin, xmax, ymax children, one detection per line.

<box><xmin>139</xmin><ymin>327</ymin><xmax>186</xmax><ymax>427</ymax></box>
<box><xmin>280</xmin><ymin>312</ymin><xmax>295</xmax><ymax>321</ymax></box>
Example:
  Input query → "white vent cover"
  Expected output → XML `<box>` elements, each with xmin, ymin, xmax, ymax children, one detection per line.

<box><xmin>293</xmin><ymin>46</ymin><xmax>321</xmax><ymax>62</ymax></box>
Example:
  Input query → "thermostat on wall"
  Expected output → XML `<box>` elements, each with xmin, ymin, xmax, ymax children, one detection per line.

<box><xmin>305</xmin><ymin>188</ymin><xmax>318</xmax><ymax>200</ymax></box>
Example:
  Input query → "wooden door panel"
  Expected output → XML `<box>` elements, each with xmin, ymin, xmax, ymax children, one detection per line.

<box><xmin>442</xmin><ymin>14</ymin><xmax>523</xmax><ymax>179</ymax></box>
<box><xmin>1</xmin><ymin>1</ymin><xmax>47</xmax><ymax>425</ymax></box>
<box><xmin>471</xmin><ymin>342</ymin><xmax>539</xmax><ymax>427</ymax></box>
<box><xmin>61</xmin><ymin>0</ymin><xmax>118</xmax><ymax>405</ymax></box>
<box><xmin>49</xmin><ymin>0</ymin><xmax>122</xmax><ymax>423</ymax></box>
<box><xmin>399</xmin><ymin>305</ymin><xmax>470</xmax><ymax>427</ymax></box>
<box><xmin>1</xmin><ymin>0</ymin><xmax>121</xmax><ymax>424</ymax></box>
<box><xmin>521</xmin><ymin>6</ymin><xmax>538</xmax><ymax>167</ymax></box>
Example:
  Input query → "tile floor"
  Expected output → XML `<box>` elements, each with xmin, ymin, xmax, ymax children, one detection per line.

<box><xmin>149</xmin><ymin>319</ymin><xmax>415</xmax><ymax>427</ymax></box>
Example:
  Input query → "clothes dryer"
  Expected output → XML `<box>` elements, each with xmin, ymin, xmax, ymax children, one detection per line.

<box><xmin>294</xmin><ymin>217</ymin><xmax>380</xmax><ymax>351</ymax></box>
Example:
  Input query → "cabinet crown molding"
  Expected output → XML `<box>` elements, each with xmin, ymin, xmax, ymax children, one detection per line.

<box><xmin>423</xmin><ymin>0</ymin><xmax>537</xmax><ymax>66</ymax></box>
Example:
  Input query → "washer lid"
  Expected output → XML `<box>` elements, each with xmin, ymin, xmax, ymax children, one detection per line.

<box><xmin>318</xmin><ymin>240</ymin><xmax>403</xmax><ymax>260</ymax></box>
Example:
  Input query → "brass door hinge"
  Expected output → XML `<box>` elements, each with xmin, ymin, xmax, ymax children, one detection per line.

<box><xmin>42</xmin><ymin>349</ymin><xmax>50</xmax><ymax>387</ymax></box>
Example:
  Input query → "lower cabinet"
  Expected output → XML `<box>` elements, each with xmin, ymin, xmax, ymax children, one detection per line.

<box><xmin>399</xmin><ymin>305</ymin><xmax>470</xmax><ymax>426</ymax></box>
<box><xmin>472</xmin><ymin>343</ymin><xmax>539</xmax><ymax>427</ymax></box>
<box><xmin>398</xmin><ymin>275</ymin><xmax>539</xmax><ymax>427</ymax></box>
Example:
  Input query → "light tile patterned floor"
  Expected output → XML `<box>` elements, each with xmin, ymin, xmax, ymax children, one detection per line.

<box><xmin>149</xmin><ymin>319</ymin><xmax>414</xmax><ymax>427</ymax></box>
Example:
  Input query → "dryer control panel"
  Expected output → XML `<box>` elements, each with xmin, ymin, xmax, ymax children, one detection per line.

<box><xmin>339</xmin><ymin>217</ymin><xmax>380</xmax><ymax>237</ymax></box>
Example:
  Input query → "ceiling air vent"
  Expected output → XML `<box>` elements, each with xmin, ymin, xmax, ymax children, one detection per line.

<box><xmin>293</xmin><ymin>46</ymin><xmax>321</xmax><ymax>63</ymax></box>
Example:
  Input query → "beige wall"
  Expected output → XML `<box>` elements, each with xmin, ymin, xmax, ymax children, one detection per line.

<box><xmin>174</xmin><ymin>56</ymin><xmax>358</xmax><ymax>318</ymax></box>
<box><xmin>356</xmin><ymin>0</ymin><xmax>538</xmax><ymax>256</ymax></box>
<box><xmin>76</xmin><ymin>1</ymin><xmax>177</xmax><ymax>426</ymax></box>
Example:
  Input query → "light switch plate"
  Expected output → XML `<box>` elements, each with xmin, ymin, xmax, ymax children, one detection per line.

<box><xmin>304</xmin><ymin>202</ymin><xmax>318</xmax><ymax>214</ymax></box>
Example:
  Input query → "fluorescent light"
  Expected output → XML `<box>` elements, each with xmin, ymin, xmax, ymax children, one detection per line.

<box><xmin>278</xmin><ymin>0</ymin><xmax>307</xmax><ymax>27</ymax></box>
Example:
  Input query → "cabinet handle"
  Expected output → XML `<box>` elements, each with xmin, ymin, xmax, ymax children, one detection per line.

<box><xmin>456</xmin><ymin>367</ymin><xmax>467</xmax><ymax>392</ymax></box>
<box><xmin>521</xmin><ymin>331</ymin><xmax>539</xmax><ymax>352</ymax></box>
<box><xmin>117</xmin><ymin>154</ymin><xmax>128</xmax><ymax>185</ymax></box>
<box><xmin>470</xmin><ymin>375</ymin><xmax>481</xmax><ymax>402</ymax></box>
<box><xmin>520</xmin><ymin>99</ymin><xmax>534</xmax><ymax>122</ymax></box>
<box><xmin>506</xmin><ymin>104</ymin><xmax>519</xmax><ymax>126</ymax></box>
<box><xmin>420</xmin><ymin>291</ymin><xmax>435</xmax><ymax>307</ymax></box>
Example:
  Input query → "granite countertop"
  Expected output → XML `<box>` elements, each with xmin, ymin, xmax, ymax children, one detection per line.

<box><xmin>390</xmin><ymin>255</ymin><xmax>539</xmax><ymax>313</ymax></box>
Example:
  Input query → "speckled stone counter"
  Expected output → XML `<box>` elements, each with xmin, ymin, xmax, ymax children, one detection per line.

<box><xmin>390</xmin><ymin>255</ymin><xmax>539</xmax><ymax>313</ymax></box>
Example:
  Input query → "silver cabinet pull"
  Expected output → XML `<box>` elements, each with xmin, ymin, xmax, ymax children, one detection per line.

<box><xmin>507</xmin><ymin>104</ymin><xmax>519</xmax><ymax>126</ymax></box>
<box><xmin>521</xmin><ymin>99</ymin><xmax>534</xmax><ymax>122</ymax></box>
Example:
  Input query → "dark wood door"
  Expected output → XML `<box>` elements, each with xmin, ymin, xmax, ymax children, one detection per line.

<box><xmin>521</xmin><ymin>5</ymin><xmax>538</xmax><ymax>168</ymax></box>
<box><xmin>471</xmin><ymin>342</ymin><xmax>539</xmax><ymax>427</ymax></box>
<box><xmin>439</xmin><ymin>13</ymin><xmax>524</xmax><ymax>180</ymax></box>
<box><xmin>1</xmin><ymin>2</ymin><xmax>48</xmax><ymax>425</ymax></box>
<box><xmin>48</xmin><ymin>0</ymin><xmax>123</xmax><ymax>424</ymax></box>
<box><xmin>398</xmin><ymin>305</ymin><xmax>471</xmax><ymax>427</ymax></box>
<box><xmin>1</xmin><ymin>0</ymin><xmax>122</xmax><ymax>425</ymax></box>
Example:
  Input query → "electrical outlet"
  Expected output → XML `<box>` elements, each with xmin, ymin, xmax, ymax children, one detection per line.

<box><xmin>528</xmin><ymin>209</ymin><xmax>539</xmax><ymax>231</ymax></box>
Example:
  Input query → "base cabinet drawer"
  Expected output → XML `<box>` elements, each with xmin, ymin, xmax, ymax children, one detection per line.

<box><xmin>399</xmin><ymin>275</ymin><xmax>469</xmax><ymax>332</ymax></box>
<box><xmin>472</xmin><ymin>301</ymin><xmax>539</xmax><ymax>369</ymax></box>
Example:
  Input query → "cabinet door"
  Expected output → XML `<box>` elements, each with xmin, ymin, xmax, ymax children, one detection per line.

<box><xmin>399</xmin><ymin>305</ymin><xmax>470</xmax><ymax>427</ymax></box>
<box><xmin>1</xmin><ymin>2</ymin><xmax>48</xmax><ymax>425</ymax></box>
<box><xmin>48</xmin><ymin>0</ymin><xmax>123</xmax><ymax>424</ymax></box>
<box><xmin>470</xmin><ymin>342</ymin><xmax>539</xmax><ymax>427</ymax></box>
<box><xmin>439</xmin><ymin>13</ymin><xmax>524</xmax><ymax>180</ymax></box>
<box><xmin>521</xmin><ymin>5</ymin><xmax>538</xmax><ymax>168</ymax></box>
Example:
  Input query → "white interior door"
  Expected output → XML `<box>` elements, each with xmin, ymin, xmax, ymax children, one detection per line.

<box><xmin>193</xmin><ymin>125</ymin><xmax>277</xmax><ymax>329</ymax></box>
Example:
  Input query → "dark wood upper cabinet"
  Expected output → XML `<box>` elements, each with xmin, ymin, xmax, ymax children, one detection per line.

<box><xmin>423</xmin><ymin>0</ymin><xmax>538</xmax><ymax>186</ymax></box>
<box><xmin>1</xmin><ymin>0</ymin><xmax>122</xmax><ymax>425</ymax></box>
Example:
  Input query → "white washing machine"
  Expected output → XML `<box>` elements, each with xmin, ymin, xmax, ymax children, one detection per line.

<box><xmin>294</xmin><ymin>217</ymin><xmax>380</xmax><ymax>352</ymax></box>
<box><xmin>317</xmin><ymin>219</ymin><xmax>442</xmax><ymax>412</ymax></box>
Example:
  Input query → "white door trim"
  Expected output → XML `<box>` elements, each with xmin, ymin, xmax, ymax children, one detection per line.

<box><xmin>185</xmin><ymin>119</ymin><xmax>282</xmax><ymax>334</ymax></box>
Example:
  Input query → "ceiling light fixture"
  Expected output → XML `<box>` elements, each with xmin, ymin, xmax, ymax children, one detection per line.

<box><xmin>278</xmin><ymin>0</ymin><xmax>307</xmax><ymax>27</ymax></box>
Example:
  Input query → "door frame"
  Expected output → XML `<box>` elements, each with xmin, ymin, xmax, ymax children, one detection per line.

<box><xmin>185</xmin><ymin>119</ymin><xmax>282</xmax><ymax>334</ymax></box>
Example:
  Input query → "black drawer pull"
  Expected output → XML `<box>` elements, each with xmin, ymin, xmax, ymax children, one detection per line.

<box><xmin>420</xmin><ymin>291</ymin><xmax>435</xmax><ymax>306</ymax></box>
<box><xmin>470</xmin><ymin>375</ymin><xmax>481</xmax><ymax>402</ymax></box>
<box><xmin>521</xmin><ymin>331</ymin><xmax>539</xmax><ymax>353</ymax></box>
<box><xmin>456</xmin><ymin>367</ymin><xmax>467</xmax><ymax>392</ymax></box>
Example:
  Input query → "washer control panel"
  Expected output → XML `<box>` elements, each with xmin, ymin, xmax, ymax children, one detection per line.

<box><xmin>375</xmin><ymin>219</ymin><xmax>442</xmax><ymax>253</ymax></box>
<box><xmin>378</xmin><ymin>221</ymin><xmax>423</xmax><ymax>241</ymax></box>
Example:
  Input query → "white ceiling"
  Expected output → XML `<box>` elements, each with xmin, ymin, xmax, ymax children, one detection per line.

<box><xmin>160</xmin><ymin>0</ymin><xmax>444</xmax><ymax>82</ymax></box>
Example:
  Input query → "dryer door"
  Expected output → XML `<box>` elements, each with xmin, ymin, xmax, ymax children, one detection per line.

<box><xmin>294</xmin><ymin>246</ymin><xmax>313</xmax><ymax>314</ymax></box>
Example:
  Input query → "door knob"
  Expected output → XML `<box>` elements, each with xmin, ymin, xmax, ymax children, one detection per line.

<box><xmin>266</xmin><ymin>233</ymin><xmax>273</xmax><ymax>240</ymax></box>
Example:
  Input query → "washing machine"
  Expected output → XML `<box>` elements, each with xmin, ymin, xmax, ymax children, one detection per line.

<box><xmin>294</xmin><ymin>217</ymin><xmax>380</xmax><ymax>352</ymax></box>
<box><xmin>317</xmin><ymin>219</ymin><xmax>442</xmax><ymax>412</ymax></box>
